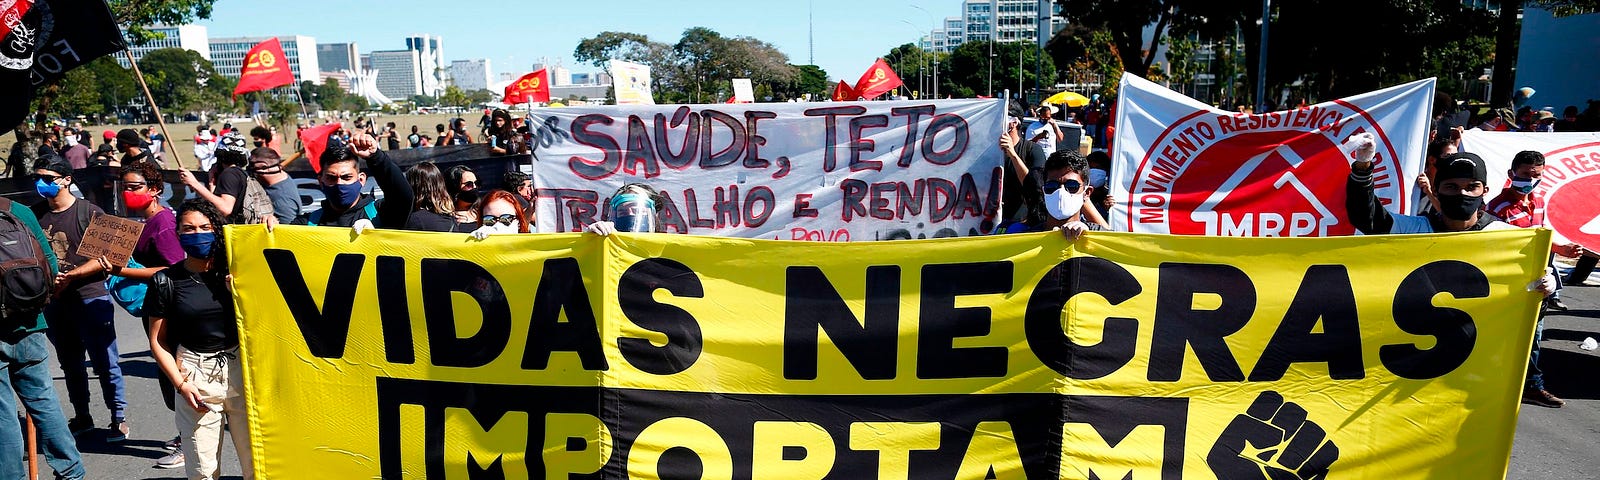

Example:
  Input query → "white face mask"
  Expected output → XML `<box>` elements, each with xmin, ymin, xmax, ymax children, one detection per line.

<box><xmin>64</xmin><ymin>136</ymin><xmax>78</xmax><ymax>147</ymax></box>
<box><xmin>1043</xmin><ymin>186</ymin><xmax>1084</xmax><ymax>221</ymax></box>
<box><xmin>487</xmin><ymin>220</ymin><xmax>520</xmax><ymax>234</ymax></box>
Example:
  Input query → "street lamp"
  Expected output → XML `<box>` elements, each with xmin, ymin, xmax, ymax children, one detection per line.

<box><xmin>900</xmin><ymin>20</ymin><xmax>928</xmax><ymax>98</ymax></box>
<box><xmin>910</xmin><ymin>4</ymin><xmax>939</xmax><ymax>98</ymax></box>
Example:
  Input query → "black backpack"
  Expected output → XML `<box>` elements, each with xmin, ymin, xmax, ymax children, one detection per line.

<box><xmin>0</xmin><ymin>198</ymin><xmax>53</xmax><ymax>321</ymax></box>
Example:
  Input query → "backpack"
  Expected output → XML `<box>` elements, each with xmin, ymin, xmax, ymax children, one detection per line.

<box><xmin>0</xmin><ymin>198</ymin><xmax>53</xmax><ymax>321</ymax></box>
<box><xmin>106</xmin><ymin>257</ymin><xmax>149</xmax><ymax>317</ymax></box>
<box><xmin>240</xmin><ymin>174</ymin><xmax>275</xmax><ymax>225</ymax></box>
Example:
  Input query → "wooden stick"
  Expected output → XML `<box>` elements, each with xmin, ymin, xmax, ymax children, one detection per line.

<box><xmin>122</xmin><ymin>49</ymin><xmax>187</xmax><ymax>171</ymax></box>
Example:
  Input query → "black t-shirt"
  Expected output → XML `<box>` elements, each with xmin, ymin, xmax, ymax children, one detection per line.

<box><xmin>36</xmin><ymin>201</ymin><xmax>108</xmax><ymax>299</ymax></box>
<box><xmin>1003</xmin><ymin>142</ymin><xmax>1047</xmax><ymax>222</ymax></box>
<box><xmin>212</xmin><ymin>166</ymin><xmax>249</xmax><ymax>221</ymax></box>
<box><xmin>408</xmin><ymin>133</ymin><xmax>422</xmax><ymax>148</ymax></box>
<box><xmin>404</xmin><ymin>210</ymin><xmax>468</xmax><ymax>233</ymax></box>
<box><xmin>146</xmin><ymin>267</ymin><xmax>237</xmax><ymax>353</ymax></box>
<box><xmin>1019</xmin><ymin>169</ymin><xmax>1048</xmax><ymax>229</ymax></box>
<box><xmin>386</xmin><ymin>131</ymin><xmax>401</xmax><ymax>150</ymax></box>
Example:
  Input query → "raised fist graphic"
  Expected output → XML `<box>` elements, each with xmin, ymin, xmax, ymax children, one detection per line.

<box><xmin>1206</xmin><ymin>391</ymin><xmax>1339</xmax><ymax>480</ymax></box>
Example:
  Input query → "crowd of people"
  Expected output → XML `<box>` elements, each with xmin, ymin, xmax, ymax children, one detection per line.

<box><xmin>0</xmin><ymin>89</ymin><xmax>1590</xmax><ymax>479</ymax></box>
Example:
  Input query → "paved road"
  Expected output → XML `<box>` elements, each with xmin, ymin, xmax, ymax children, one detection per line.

<box><xmin>29</xmin><ymin>268</ymin><xmax>1600</xmax><ymax>479</ymax></box>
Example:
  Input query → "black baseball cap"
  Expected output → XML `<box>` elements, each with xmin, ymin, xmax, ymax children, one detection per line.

<box><xmin>1436</xmin><ymin>152</ymin><xmax>1487</xmax><ymax>184</ymax></box>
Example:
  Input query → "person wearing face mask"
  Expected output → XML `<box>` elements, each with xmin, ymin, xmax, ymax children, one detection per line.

<box><xmin>447</xmin><ymin>165</ymin><xmax>481</xmax><ymax>225</ymax></box>
<box><xmin>403</xmin><ymin>162</ymin><xmax>477</xmax><ymax>233</ymax></box>
<box><xmin>109</xmin><ymin>161</ymin><xmax>190</xmax><ymax>468</ymax></box>
<box><xmin>30</xmin><ymin>157</ymin><xmax>130</xmax><ymax>443</ymax></box>
<box><xmin>179</xmin><ymin>133</ymin><xmax>257</xmax><ymax>225</ymax></box>
<box><xmin>1345</xmin><ymin>135</ymin><xmax>1563</xmax><ymax>409</ymax></box>
<box><xmin>468</xmin><ymin>190</ymin><xmax>532</xmax><ymax>239</ymax></box>
<box><xmin>293</xmin><ymin>133</ymin><xmax>414</xmax><ymax>234</ymax></box>
<box><xmin>584</xmin><ymin>183</ymin><xmax>669</xmax><ymax>235</ymax></box>
<box><xmin>146</xmin><ymin>199</ymin><xmax>254</xmax><ymax>479</ymax></box>
<box><xmin>60</xmin><ymin>129</ymin><xmax>90</xmax><ymax>170</ymax></box>
<box><xmin>1019</xmin><ymin>150</ymin><xmax>1107</xmax><ymax>239</ymax></box>
<box><xmin>247</xmin><ymin>148</ymin><xmax>301</xmax><ymax>224</ymax></box>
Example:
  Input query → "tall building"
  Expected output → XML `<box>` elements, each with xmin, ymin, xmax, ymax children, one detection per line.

<box><xmin>405</xmin><ymin>35</ymin><xmax>445</xmax><ymax>97</ymax></box>
<box><xmin>449</xmin><ymin>59</ymin><xmax>493</xmax><ymax>91</ymax></box>
<box><xmin>118</xmin><ymin>25</ymin><xmax>211</xmax><ymax>67</ymax></box>
<box><xmin>209</xmin><ymin>35</ymin><xmax>320</xmax><ymax>84</ymax></box>
<box><xmin>919</xmin><ymin>1</ymin><xmax>1063</xmax><ymax>51</ymax></box>
<box><xmin>919</xmin><ymin>17</ymin><xmax>969</xmax><ymax>53</ymax></box>
<box><xmin>370</xmin><ymin>49</ymin><xmax>424</xmax><ymax>100</ymax></box>
<box><xmin>317</xmin><ymin>43</ymin><xmax>359</xmax><ymax>73</ymax></box>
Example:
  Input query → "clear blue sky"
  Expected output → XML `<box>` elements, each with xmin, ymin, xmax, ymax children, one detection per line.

<box><xmin>195</xmin><ymin>0</ymin><xmax>958</xmax><ymax>84</ymax></box>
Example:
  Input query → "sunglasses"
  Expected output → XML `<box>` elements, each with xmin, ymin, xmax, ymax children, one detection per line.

<box><xmin>481</xmin><ymin>214</ymin><xmax>517</xmax><ymax>226</ymax></box>
<box><xmin>31</xmin><ymin>174</ymin><xmax>61</xmax><ymax>183</ymax></box>
<box><xmin>1043</xmin><ymin>179</ymin><xmax>1084</xmax><ymax>194</ymax></box>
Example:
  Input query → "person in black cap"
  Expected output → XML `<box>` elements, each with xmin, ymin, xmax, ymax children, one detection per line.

<box><xmin>1345</xmin><ymin>133</ymin><xmax>1564</xmax><ymax>409</ymax></box>
<box><xmin>115</xmin><ymin>129</ymin><xmax>154</xmax><ymax>167</ymax></box>
<box><xmin>292</xmin><ymin>133</ymin><xmax>414</xmax><ymax>233</ymax></box>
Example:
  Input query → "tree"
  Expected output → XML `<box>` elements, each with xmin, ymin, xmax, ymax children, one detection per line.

<box><xmin>314</xmin><ymin>78</ymin><xmax>346</xmax><ymax>112</ymax></box>
<box><xmin>440</xmin><ymin>86</ymin><xmax>470</xmax><ymax>108</ymax></box>
<box><xmin>775</xmin><ymin>64</ymin><xmax>829</xmax><ymax>101</ymax></box>
<box><xmin>111</xmin><ymin>0</ymin><xmax>219</xmax><ymax>45</ymax></box>
<box><xmin>138</xmin><ymin>47</ymin><xmax>230</xmax><ymax>114</ymax></box>
<box><xmin>1055</xmin><ymin>0</ymin><xmax>1175</xmax><ymax>78</ymax></box>
<box><xmin>945</xmin><ymin>41</ymin><xmax>1055</xmax><ymax>99</ymax></box>
<box><xmin>674</xmin><ymin>27</ymin><xmax>727</xmax><ymax>103</ymax></box>
<box><xmin>409</xmin><ymin>95</ymin><xmax>437</xmax><ymax>107</ymax></box>
<box><xmin>467</xmin><ymin>89</ymin><xmax>495</xmax><ymax>105</ymax></box>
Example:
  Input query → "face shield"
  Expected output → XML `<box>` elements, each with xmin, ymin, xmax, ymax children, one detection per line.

<box><xmin>609</xmin><ymin>192</ymin><xmax>658</xmax><ymax>232</ymax></box>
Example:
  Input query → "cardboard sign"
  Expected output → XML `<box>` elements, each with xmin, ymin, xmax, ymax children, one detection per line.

<box><xmin>76</xmin><ymin>214</ymin><xmax>144</xmax><ymax>267</ymax></box>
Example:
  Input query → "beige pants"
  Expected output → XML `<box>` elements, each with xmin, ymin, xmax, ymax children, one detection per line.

<box><xmin>173</xmin><ymin>346</ymin><xmax>254</xmax><ymax>480</ymax></box>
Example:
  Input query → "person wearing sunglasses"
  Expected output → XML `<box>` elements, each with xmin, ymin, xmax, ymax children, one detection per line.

<box><xmin>469</xmin><ymin>190</ymin><xmax>531</xmax><ymax>240</ymax></box>
<box><xmin>446</xmin><ymin>165</ymin><xmax>480</xmax><ymax>225</ymax></box>
<box><xmin>1004</xmin><ymin>150</ymin><xmax>1106</xmax><ymax>239</ymax></box>
<box><xmin>403</xmin><ymin>162</ymin><xmax>477</xmax><ymax>233</ymax></box>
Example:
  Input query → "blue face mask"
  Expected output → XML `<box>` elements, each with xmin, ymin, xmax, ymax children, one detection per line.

<box><xmin>33</xmin><ymin>179</ymin><xmax>60</xmax><ymax>198</ymax></box>
<box><xmin>179</xmin><ymin>232</ymin><xmax>216</xmax><ymax>258</ymax></box>
<box><xmin>321</xmin><ymin>181</ymin><xmax>364</xmax><ymax>207</ymax></box>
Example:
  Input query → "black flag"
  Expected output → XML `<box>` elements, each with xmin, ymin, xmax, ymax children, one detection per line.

<box><xmin>0</xmin><ymin>0</ymin><xmax>126</xmax><ymax>135</ymax></box>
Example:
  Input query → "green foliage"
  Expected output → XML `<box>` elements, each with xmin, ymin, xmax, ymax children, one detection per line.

<box><xmin>313</xmin><ymin>78</ymin><xmax>346</xmax><ymax>111</ymax></box>
<box><xmin>137</xmin><ymin>47</ymin><xmax>231</xmax><ymax>113</ymax></box>
<box><xmin>112</xmin><ymin>0</ymin><xmax>217</xmax><ymax>45</ymax></box>
<box><xmin>575</xmin><ymin>27</ymin><xmax>796</xmax><ymax>104</ymax></box>
<box><xmin>440</xmin><ymin>86</ymin><xmax>470</xmax><ymax>108</ymax></box>
<box><xmin>467</xmin><ymin>89</ymin><xmax>496</xmax><ymax>105</ymax></box>
<box><xmin>943</xmin><ymin>41</ymin><xmax>1055</xmax><ymax>99</ymax></box>
<box><xmin>409</xmin><ymin>95</ymin><xmax>437</xmax><ymax>107</ymax></box>
<box><xmin>774</xmin><ymin>64</ymin><xmax>829</xmax><ymax>101</ymax></box>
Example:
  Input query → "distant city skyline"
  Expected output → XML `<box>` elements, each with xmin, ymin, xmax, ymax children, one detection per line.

<box><xmin>191</xmin><ymin>0</ymin><xmax>1031</xmax><ymax>83</ymax></box>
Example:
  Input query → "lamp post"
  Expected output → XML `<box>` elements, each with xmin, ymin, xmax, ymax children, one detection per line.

<box><xmin>1256</xmin><ymin>0</ymin><xmax>1271</xmax><ymax>113</ymax></box>
<box><xmin>900</xmin><ymin>20</ymin><xmax>928</xmax><ymax>98</ymax></box>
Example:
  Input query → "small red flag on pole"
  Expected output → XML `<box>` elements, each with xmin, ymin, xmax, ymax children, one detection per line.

<box><xmin>299</xmin><ymin>122</ymin><xmax>343</xmax><ymax>173</ymax></box>
<box><xmin>233</xmin><ymin>38</ymin><xmax>297</xmax><ymax>98</ymax></box>
<box><xmin>853</xmin><ymin>58</ymin><xmax>904</xmax><ymax>101</ymax></box>
<box><xmin>504</xmin><ymin>69</ymin><xmax>552</xmax><ymax>104</ymax></box>
<box><xmin>831</xmin><ymin>80</ymin><xmax>857</xmax><ymax>102</ymax></box>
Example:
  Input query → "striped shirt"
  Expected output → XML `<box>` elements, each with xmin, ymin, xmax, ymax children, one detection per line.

<box><xmin>1487</xmin><ymin>193</ymin><xmax>1544</xmax><ymax>228</ymax></box>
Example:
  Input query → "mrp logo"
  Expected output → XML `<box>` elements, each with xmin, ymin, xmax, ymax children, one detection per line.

<box><xmin>1127</xmin><ymin>103</ymin><xmax>1406</xmax><ymax>236</ymax></box>
<box><xmin>1532</xmin><ymin>142</ymin><xmax>1600</xmax><ymax>252</ymax></box>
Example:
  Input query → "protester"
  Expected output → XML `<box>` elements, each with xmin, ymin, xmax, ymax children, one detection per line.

<box><xmin>146</xmin><ymin>126</ymin><xmax>165</xmax><ymax>161</ymax></box>
<box><xmin>441</xmin><ymin>118</ymin><xmax>473</xmax><ymax>145</ymax></box>
<box><xmin>1010</xmin><ymin>150</ymin><xmax>1105</xmax><ymax>238</ymax></box>
<box><xmin>295</xmin><ymin>133</ymin><xmax>415</xmax><ymax>231</ymax></box>
<box><xmin>146</xmin><ymin>199</ymin><xmax>254</xmax><ymax>480</ymax></box>
<box><xmin>61</xmin><ymin>129</ymin><xmax>91</xmax><ymax>170</ymax></box>
<box><xmin>32</xmin><ymin>157</ymin><xmax>128</xmax><ymax>442</ymax></box>
<box><xmin>193</xmin><ymin>126</ymin><xmax>217</xmax><ymax>171</ymax></box>
<box><xmin>7</xmin><ymin>129</ymin><xmax>39</xmax><ymax>177</ymax></box>
<box><xmin>248</xmin><ymin>126</ymin><xmax>279</xmax><ymax>153</ymax></box>
<box><xmin>447</xmin><ymin>165</ymin><xmax>480</xmax><ymax>224</ymax></box>
<box><xmin>1483</xmin><ymin>150</ymin><xmax>1582</xmax><ymax>409</ymax></box>
<box><xmin>433</xmin><ymin>124</ymin><xmax>447</xmax><ymax>146</ymax></box>
<box><xmin>585</xmin><ymin>183</ymin><xmax>666</xmax><ymax>235</ymax></box>
<box><xmin>180</xmin><ymin>133</ymin><xmax>265</xmax><ymax>225</ymax></box>
<box><xmin>486</xmin><ymin>109</ymin><xmax>523</xmax><ymax>155</ymax></box>
<box><xmin>503</xmin><ymin>171</ymin><xmax>534</xmax><ymax>214</ymax></box>
<box><xmin>403</xmin><ymin>162</ymin><xmax>475</xmax><ymax>233</ymax></box>
<box><xmin>1026</xmin><ymin>104</ymin><xmax>1063</xmax><ymax>158</ymax></box>
<box><xmin>1086</xmin><ymin>151</ymin><xmax>1113</xmax><ymax>220</ymax></box>
<box><xmin>117</xmin><ymin>129</ymin><xmax>155</xmax><ymax>166</ymax></box>
<box><xmin>407</xmin><ymin>125</ymin><xmax>423</xmax><ymax>149</ymax></box>
<box><xmin>248</xmin><ymin>147</ymin><xmax>302</xmax><ymax>224</ymax></box>
<box><xmin>1344</xmin><ymin>135</ymin><xmax>1561</xmax><ymax>408</ymax></box>
<box><xmin>0</xmin><ymin>171</ymin><xmax>85</xmax><ymax>479</ymax></box>
<box><xmin>100</xmin><ymin>130</ymin><xmax>116</xmax><ymax>150</ymax></box>
<box><xmin>998</xmin><ymin>116</ymin><xmax>1045</xmax><ymax>227</ymax></box>
<box><xmin>383</xmin><ymin>122</ymin><xmax>401</xmax><ymax>150</ymax></box>
<box><xmin>469</xmin><ymin>190</ymin><xmax>531</xmax><ymax>239</ymax></box>
<box><xmin>114</xmin><ymin>160</ymin><xmax>189</xmax><ymax>469</ymax></box>
<box><xmin>90</xmin><ymin>144</ymin><xmax>116</xmax><ymax>168</ymax></box>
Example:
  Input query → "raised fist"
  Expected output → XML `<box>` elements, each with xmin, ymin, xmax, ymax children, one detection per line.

<box><xmin>1206</xmin><ymin>391</ymin><xmax>1339</xmax><ymax>480</ymax></box>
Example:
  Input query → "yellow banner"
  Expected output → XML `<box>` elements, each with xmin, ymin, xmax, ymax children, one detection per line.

<box><xmin>226</xmin><ymin>226</ymin><xmax>1549</xmax><ymax>479</ymax></box>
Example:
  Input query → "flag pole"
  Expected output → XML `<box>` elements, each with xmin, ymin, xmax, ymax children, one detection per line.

<box><xmin>292</xmin><ymin>81</ymin><xmax>310</xmax><ymax>120</ymax></box>
<box><xmin>122</xmin><ymin>49</ymin><xmax>187</xmax><ymax>171</ymax></box>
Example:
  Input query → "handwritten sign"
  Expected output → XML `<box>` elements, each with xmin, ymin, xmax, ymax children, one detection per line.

<box><xmin>76</xmin><ymin>214</ymin><xmax>144</xmax><ymax>267</ymax></box>
<box><xmin>529</xmin><ymin>99</ymin><xmax>1006</xmax><ymax>241</ymax></box>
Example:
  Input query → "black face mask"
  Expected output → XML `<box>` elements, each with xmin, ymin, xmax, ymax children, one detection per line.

<box><xmin>1436</xmin><ymin>193</ymin><xmax>1483</xmax><ymax>221</ymax></box>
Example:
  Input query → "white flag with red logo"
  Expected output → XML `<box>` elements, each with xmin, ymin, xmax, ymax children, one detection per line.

<box><xmin>1110</xmin><ymin>74</ymin><xmax>1433</xmax><ymax>236</ymax></box>
<box><xmin>1460</xmin><ymin>130</ymin><xmax>1600</xmax><ymax>251</ymax></box>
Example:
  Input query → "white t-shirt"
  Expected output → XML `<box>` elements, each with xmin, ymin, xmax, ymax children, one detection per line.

<box><xmin>1026</xmin><ymin>120</ymin><xmax>1057</xmax><ymax>158</ymax></box>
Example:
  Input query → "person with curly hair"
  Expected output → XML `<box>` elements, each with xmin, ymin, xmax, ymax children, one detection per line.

<box><xmin>147</xmin><ymin>199</ymin><xmax>254</xmax><ymax>479</ymax></box>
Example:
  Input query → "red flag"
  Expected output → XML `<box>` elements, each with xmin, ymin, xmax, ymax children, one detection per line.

<box><xmin>504</xmin><ymin>69</ymin><xmax>551</xmax><ymax>104</ymax></box>
<box><xmin>831</xmin><ymin>80</ymin><xmax>856</xmax><ymax>102</ymax></box>
<box><xmin>725</xmin><ymin>95</ymin><xmax>737</xmax><ymax>104</ymax></box>
<box><xmin>298</xmin><ymin>122</ymin><xmax>343</xmax><ymax>173</ymax></box>
<box><xmin>853</xmin><ymin>59</ymin><xmax>903</xmax><ymax>100</ymax></box>
<box><xmin>233</xmin><ymin>38</ymin><xmax>296</xmax><ymax>98</ymax></box>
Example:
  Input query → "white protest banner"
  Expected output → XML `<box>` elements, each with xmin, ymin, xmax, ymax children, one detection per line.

<box><xmin>1460</xmin><ymin>130</ymin><xmax>1600</xmax><ymax>250</ymax></box>
<box><xmin>1111</xmin><ymin>73</ymin><xmax>1433</xmax><ymax>236</ymax></box>
<box><xmin>529</xmin><ymin>99</ymin><xmax>1006</xmax><ymax>241</ymax></box>
<box><xmin>610</xmin><ymin>60</ymin><xmax>655</xmax><ymax>105</ymax></box>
